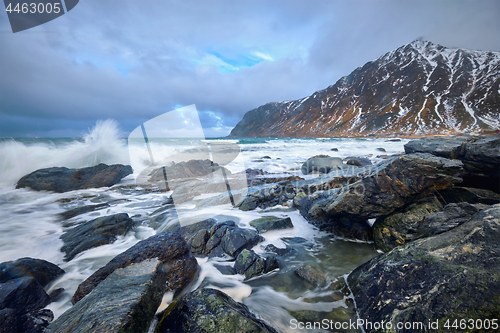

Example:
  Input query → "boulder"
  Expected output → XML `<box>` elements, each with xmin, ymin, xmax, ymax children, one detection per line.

<box><xmin>0</xmin><ymin>276</ymin><xmax>54</xmax><ymax>333</ymax></box>
<box><xmin>155</xmin><ymin>288</ymin><xmax>278</xmax><ymax>333</ymax></box>
<box><xmin>0</xmin><ymin>257</ymin><xmax>64</xmax><ymax>287</ymax></box>
<box><xmin>301</xmin><ymin>156</ymin><xmax>343</xmax><ymax>175</ymax></box>
<box><xmin>60</xmin><ymin>213</ymin><xmax>136</xmax><ymax>261</ymax></box>
<box><xmin>345</xmin><ymin>157</ymin><xmax>372</xmax><ymax>167</ymax></box>
<box><xmin>0</xmin><ymin>277</ymin><xmax>51</xmax><ymax>314</ymax></box>
<box><xmin>404</xmin><ymin>136</ymin><xmax>471</xmax><ymax>159</ymax></box>
<box><xmin>416</xmin><ymin>202</ymin><xmax>484</xmax><ymax>238</ymax></box>
<box><xmin>376</xmin><ymin>148</ymin><xmax>386</xmax><ymax>152</ymax></box>
<box><xmin>299</xmin><ymin>153</ymin><xmax>463</xmax><ymax>236</ymax></box>
<box><xmin>167</xmin><ymin>219</ymin><xmax>262</xmax><ymax>258</ymax></box>
<box><xmin>347</xmin><ymin>204</ymin><xmax>500</xmax><ymax>332</ymax></box>
<box><xmin>16</xmin><ymin>163</ymin><xmax>133</xmax><ymax>193</ymax></box>
<box><xmin>437</xmin><ymin>186</ymin><xmax>500</xmax><ymax>205</ymax></box>
<box><xmin>72</xmin><ymin>232</ymin><xmax>198</xmax><ymax>304</ymax></box>
<box><xmin>233</xmin><ymin>249</ymin><xmax>278</xmax><ymax>280</ymax></box>
<box><xmin>147</xmin><ymin>159</ymin><xmax>230</xmax><ymax>182</ymax></box>
<box><xmin>294</xmin><ymin>265</ymin><xmax>327</xmax><ymax>289</ymax></box>
<box><xmin>59</xmin><ymin>203</ymin><xmax>110</xmax><ymax>220</ymax></box>
<box><xmin>249</xmin><ymin>216</ymin><xmax>293</xmax><ymax>234</ymax></box>
<box><xmin>48</xmin><ymin>259</ymin><xmax>167</xmax><ymax>333</ymax></box>
<box><xmin>239</xmin><ymin>181</ymin><xmax>296</xmax><ymax>211</ymax></box>
<box><xmin>373</xmin><ymin>195</ymin><xmax>443</xmax><ymax>252</ymax></box>
<box><xmin>405</xmin><ymin>135</ymin><xmax>500</xmax><ymax>192</ymax></box>
<box><xmin>0</xmin><ymin>308</ymin><xmax>53</xmax><ymax>333</ymax></box>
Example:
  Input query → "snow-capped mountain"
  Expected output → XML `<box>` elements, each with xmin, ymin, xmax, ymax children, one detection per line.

<box><xmin>229</xmin><ymin>40</ymin><xmax>500</xmax><ymax>137</ymax></box>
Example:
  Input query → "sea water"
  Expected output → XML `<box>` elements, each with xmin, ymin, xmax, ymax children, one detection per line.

<box><xmin>0</xmin><ymin>120</ymin><xmax>408</xmax><ymax>332</ymax></box>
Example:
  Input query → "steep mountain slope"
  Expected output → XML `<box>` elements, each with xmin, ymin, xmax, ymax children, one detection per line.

<box><xmin>229</xmin><ymin>40</ymin><xmax>500</xmax><ymax>137</ymax></box>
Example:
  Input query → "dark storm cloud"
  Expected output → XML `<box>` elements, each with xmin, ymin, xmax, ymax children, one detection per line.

<box><xmin>0</xmin><ymin>0</ymin><xmax>499</xmax><ymax>137</ymax></box>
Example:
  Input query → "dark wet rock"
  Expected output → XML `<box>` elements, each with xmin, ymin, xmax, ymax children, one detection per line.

<box><xmin>0</xmin><ymin>277</ymin><xmax>51</xmax><ymax>313</ymax></box>
<box><xmin>72</xmin><ymin>232</ymin><xmax>198</xmax><ymax>304</ymax></box>
<box><xmin>220</xmin><ymin>227</ymin><xmax>263</xmax><ymax>257</ymax></box>
<box><xmin>331</xmin><ymin>148</ymin><xmax>339</xmax><ymax>151</ymax></box>
<box><xmin>0</xmin><ymin>262</ymin><xmax>55</xmax><ymax>333</ymax></box>
<box><xmin>155</xmin><ymin>288</ymin><xmax>278</xmax><ymax>333</ymax></box>
<box><xmin>0</xmin><ymin>257</ymin><xmax>64</xmax><ymax>287</ymax></box>
<box><xmin>345</xmin><ymin>157</ymin><xmax>372</xmax><ymax>167</ymax></box>
<box><xmin>294</xmin><ymin>265</ymin><xmax>327</xmax><ymax>288</ymax></box>
<box><xmin>234</xmin><ymin>249</ymin><xmax>279</xmax><ymax>280</ymax></box>
<box><xmin>0</xmin><ymin>308</ymin><xmax>53</xmax><ymax>333</ymax></box>
<box><xmin>373</xmin><ymin>195</ymin><xmax>444</xmax><ymax>252</ymax></box>
<box><xmin>60</xmin><ymin>213</ymin><xmax>136</xmax><ymax>261</ymax></box>
<box><xmin>261</xmin><ymin>156</ymin><xmax>272</xmax><ymax>159</ymax></box>
<box><xmin>168</xmin><ymin>219</ymin><xmax>262</xmax><ymax>258</ymax></box>
<box><xmin>59</xmin><ymin>203</ymin><xmax>110</xmax><ymax>220</ymax></box>
<box><xmin>16</xmin><ymin>163</ymin><xmax>133</xmax><ymax>193</ymax></box>
<box><xmin>301</xmin><ymin>156</ymin><xmax>343</xmax><ymax>175</ymax></box>
<box><xmin>48</xmin><ymin>287</ymin><xmax>65</xmax><ymax>302</ymax></box>
<box><xmin>385</xmin><ymin>139</ymin><xmax>401</xmax><ymax>142</ymax></box>
<box><xmin>298</xmin><ymin>153</ymin><xmax>463</xmax><ymax>235</ymax></box>
<box><xmin>404</xmin><ymin>136</ymin><xmax>471</xmax><ymax>159</ymax></box>
<box><xmin>49</xmin><ymin>259</ymin><xmax>166</xmax><ymax>333</ymax></box>
<box><xmin>264</xmin><ymin>244</ymin><xmax>295</xmax><ymax>257</ymax></box>
<box><xmin>437</xmin><ymin>186</ymin><xmax>500</xmax><ymax>205</ymax></box>
<box><xmin>213</xmin><ymin>264</ymin><xmax>234</xmax><ymax>276</ymax></box>
<box><xmin>348</xmin><ymin>204</ymin><xmax>500</xmax><ymax>332</ymax></box>
<box><xmin>416</xmin><ymin>202</ymin><xmax>484</xmax><ymax>238</ymax></box>
<box><xmin>148</xmin><ymin>159</ymin><xmax>230</xmax><ymax>182</ymax></box>
<box><xmin>405</xmin><ymin>135</ymin><xmax>500</xmax><ymax>192</ymax></box>
<box><xmin>249</xmin><ymin>216</ymin><xmax>293</xmax><ymax>234</ymax></box>
<box><xmin>247</xmin><ymin>175</ymin><xmax>304</xmax><ymax>187</ymax></box>
<box><xmin>375</xmin><ymin>147</ymin><xmax>386</xmax><ymax>152</ymax></box>
<box><xmin>239</xmin><ymin>181</ymin><xmax>296</xmax><ymax>211</ymax></box>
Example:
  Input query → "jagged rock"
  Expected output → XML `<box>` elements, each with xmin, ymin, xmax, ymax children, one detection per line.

<box><xmin>168</xmin><ymin>219</ymin><xmax>262</xmax><ymax>258</ymax></box>
<box><xmin>437</xmin><ymin>186</ymin><xmax>500</xmax><ymax>205</ymax></box>
<box><xmin>16</xmin><ymin>163</ymin><xmax>132</xmax><ymax>193</ymax></box>
<box><xmin>373</xmin><ymin>195</ymin><xmax>443</xmax><ymax>252</ymax></box>
<box><xmin>72</xmin><ymin>232</ymin><xmax>197</xmax><ymax>304</ymax></box>
<box><xmin>301</xmin><ymin>156</ymin><xmax>343</xmax><ymax>175</ymax></box>
<box><xmin>249</xmin><ymin>216</ymin><xmax>293</xmax><ymax>233</ymax></box>
<box><xmin>404</xmin><ymin>136</ymin><xmax>471</xmax><ymax>159</ymax></box>
<box><xmin>239</xmin><ymin>181</ymin><xmax>296</xmax><ymax>211</ymax></box>
<box><xmin>233</xmin><ymin>249</ymin><xmax>278</xmax><ymax>280</ymax></box>
<box><xmin>147</xmin><ymin>159</ymin><xmax>230</xmax><ymax>182</ymax></box>
<box><xmin>60</xmin><ymin>213</ymin><xmax>135</xmax><ymax>261</ymax></box>
<box><xmin>294</xmin><ymin>265</ymin><xmax>327</xmax><ymax>288</ymax></box>
<box><xmin>59</xmin><ymin>203</ymin><xmax>110</xmax><ymax>220</ymax></box>
<box><xmin>405</xmin><ymin>135</ymin><xmax>500</xmax><ymax>192</ymax></box>
<box><xmin>0</xmin><ymin>257</ymin><xmax>64</xmax><ymax>287</ymax></box>
<box><xmin>155</xmin><ymin>288</ymin><xmax>278</xmax><ymax>333</ymax></box>
<box><xmin>48</xmin><ymin>259</ymin><xmax>167</xmax><ymax>333</ymax></box>
<box><xmin>0</xmin><ymin>275</ymin><xmax>54</xmax><ymax>333</ymax></box>
<box><xmin>345</xmin><ymin>157</ymin><xmax>372</xmax><ymax>167</ymax></box>
<box><xmin>0</xmin><ymin>277</ymin><xmax>51</xmax><ymax>314</ymax></box>
<box><xmin>416</xmin><ymin>202</ymin><xmax>484</xmax><ymax>238</ymax></box>
<box><xmin>0</xmin><ymin>308</ymin><xmax>53</xmax><ymax>333</ymax></box>
<box><xmin>348</xmin><ymin>204</ymin><xmax>500</xmax><ymax>333</ymax></box>
<box><xmin>298</xmin><ymin>153</ymin><xmax>463</xmax><ymax>237</ymax></box>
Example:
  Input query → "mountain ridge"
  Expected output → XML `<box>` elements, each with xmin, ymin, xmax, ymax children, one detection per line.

<box><xmin>229</xmin><ymin>40</ymin><xmax>500</xmax><ymax>137</ymax></box>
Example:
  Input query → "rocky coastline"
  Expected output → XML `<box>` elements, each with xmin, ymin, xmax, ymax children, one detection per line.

<box><xmin>1</xmin><ymin>135</ymin><xmax>499</xmax><ymax>332</ymax></box>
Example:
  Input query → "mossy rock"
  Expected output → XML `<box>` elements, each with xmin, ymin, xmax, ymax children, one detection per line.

<box><xmin>155</xmin><ymin>288</ymin><xmax>277</xmax><ymax>333</ymax></box>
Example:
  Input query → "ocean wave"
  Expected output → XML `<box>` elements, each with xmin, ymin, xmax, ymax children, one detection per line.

<box><xmin>0</xmin><ymin>119</ymin><xmax>129</xmax><ymax>187</ymax></box>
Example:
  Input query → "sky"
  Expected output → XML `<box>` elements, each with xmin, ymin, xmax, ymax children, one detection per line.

<box><xmin>0</xmin><ymin>0</ymin><xmax>499</xmax><ymax>138</ymax></box>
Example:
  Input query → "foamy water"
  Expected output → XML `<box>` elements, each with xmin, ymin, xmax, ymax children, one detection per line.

<box><xmin>0</xmin><ymin>121</ymin><xmax>408</xmax><ymax>331</ymax></box>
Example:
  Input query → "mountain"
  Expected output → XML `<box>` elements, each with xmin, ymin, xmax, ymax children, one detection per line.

<box><xmin>229</xmin><ymin>40</ymin><xmax>500</xmax><ymax>137</ymax></box>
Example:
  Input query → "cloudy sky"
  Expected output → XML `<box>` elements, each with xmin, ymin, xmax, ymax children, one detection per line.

<box><xmin>1</xmin><ymin>0</ymin><xmax>499</xmax><ymax>138</ymax></box>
